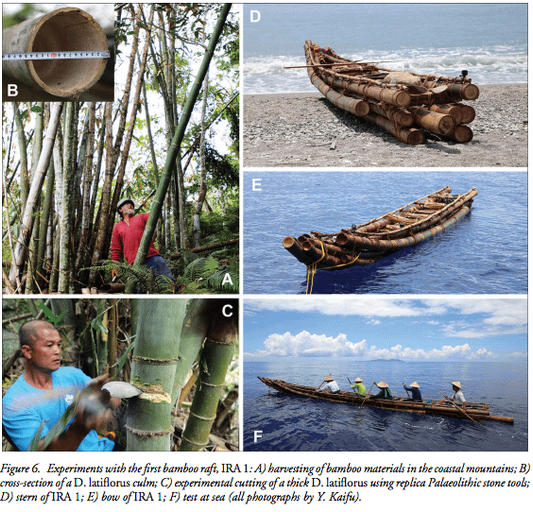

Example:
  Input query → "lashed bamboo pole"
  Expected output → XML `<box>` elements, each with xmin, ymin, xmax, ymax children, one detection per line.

<box><xmin>447</xmin><ymin>125</ymin><xmax>474</xmax><ymax>143</ymax></box>
<box><xmin>412</xmin><ymin>107</ymin><xmax>456</xmax><ymax>136</ymax></box>
<box><xmin>335</xmin><ymin>204</ymin><xmax>473</xmax><ymax>251</ymax></box>
<box><xmin>428</xmin><ymin>104</ymin><xmax>463</xmax><ymax>124</ymax></box>
<box><xmin>364</xmin><ymin>112</ymin><xmax>425</xmax><ymax>145</ymax></box>
<box><xmin>308</xmin><ymin>70</ymin><xmax>369</xmax><ymax>116</ymax></box>
<box><xmin>368</xmin><ymin>103</ymin><xmax>414</xmax><ymax>127</ymax></box>
<box><xmin>454</xmin><ymin>103</ymin><xmax>476</xmax><ymax>124</ymax></box>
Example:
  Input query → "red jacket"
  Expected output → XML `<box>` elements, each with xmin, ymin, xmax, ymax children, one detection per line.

<box><xmin>111</xmin><ymin>213</ymin><xmax>160</xmax><ymax>264</ymax></box>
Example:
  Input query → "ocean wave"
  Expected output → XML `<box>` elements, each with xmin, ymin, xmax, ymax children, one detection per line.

<box><xmin>244</xmin><ymin>44</ymin><xmax>527</xmax><ymax>93</ymax></box>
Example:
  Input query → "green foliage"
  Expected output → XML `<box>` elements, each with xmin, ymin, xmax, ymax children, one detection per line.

<box><xmin>80</xmin><ymin>261</ymin><xmax>175</xmax><ymax>294</ymax></box>
<box><xmin>38</xmin><ymin>303</ymin><xmax>66</xmax><ymax>325</ymax></box>
<box><xmin>179</xmin><ymin>256</ymin><xmax>238</xmax><ymax>294</ymax></box>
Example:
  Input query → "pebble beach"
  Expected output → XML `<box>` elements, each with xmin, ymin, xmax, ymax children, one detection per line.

<box><xmin>243</xmin><ymin>84</ymin><xmax>527</xmax><ymax>168</ymax></box>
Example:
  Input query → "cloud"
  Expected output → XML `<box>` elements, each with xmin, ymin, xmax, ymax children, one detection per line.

<box><xmin>244</xmin><ymin>297</ymin><xmax>425</xmax><ymax>318</ymax></box>
<box><xmin>245</xmin><ymin>331</ymin><xmax>501</xmax><ymax>361</ymax></box>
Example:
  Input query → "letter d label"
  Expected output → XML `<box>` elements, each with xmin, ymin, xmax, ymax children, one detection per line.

<box><xmin>250</xmin><ymin>10</ymin><xmax>261</xmax><ymax>23</ymax></box>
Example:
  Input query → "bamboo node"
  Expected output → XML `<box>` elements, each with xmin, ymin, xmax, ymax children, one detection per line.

<box><xmin>190</xmin><ymin>411</ymin><xmax>217</xmax><ymax>422</ymax></box>
<box><xmin>125</xmin><ymin>425</ymin><xmax>173</xmax><ymax>438</ymax></box>
<box><xmin>199</xmin><ymin>380</ymin><xmax>224</xmax><ymax>388</ymax></box>
<box><xmin>132</xmin><ymin>355</ymin><xmax>179</xmax><ymax>365</ymax></box>
<box><xmin>181</xmin><ymin>436</ymin><xmax>207</xmax><ymax>448</ymax></box>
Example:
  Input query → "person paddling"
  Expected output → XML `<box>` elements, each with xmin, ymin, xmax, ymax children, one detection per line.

<box><xmin>403</xmin><ymin>381</ymin><xmax>422</xmax><ymax>401</ymax></box>
<box><xmin>350</xmin><ymin>377</ymin><xmax>366</xmax><ymax>396</ymax></box>
<box><xmin>436</xmin><ymin>381</ymin><xmax>466</xmax><ymax>408</ymax></box>
<box><xmin>370</xmin><ymin>380</ymin><xmax>393</xmax><ymax>399</ymax></box>
<box><xmin>316</xmin><ymin>375</ymin><xmax>340</xmax><ymax>394</ymax></box>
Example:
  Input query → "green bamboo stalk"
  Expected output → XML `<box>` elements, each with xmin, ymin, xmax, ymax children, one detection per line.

<box><xmin>180</xmin><ymin>299</ymin><xmax>237</xmax><ymax>451</ymax></box>
<box><xmin>58</xmin><ymin>102</ymin><xmax>77</xmax><ymax>293</ymax></box>
<box><xmin>126</xmin><ymin>299</ymin><xmax>188</xmax><ymax>451</ymax></box>
<box><xmin>13</xmin><ymin>103</ymin><xmax>29</xmax><ymax>208</ymax></box>
<box><xmin>25</xmin><ymin>103</ymin><xmax>45</xmax><ymax>292</ymax></box>
<box><xmin>171</xmin><ymin>299</ymin><xmax>213</xmax><ymax>408</ymax></box>
<box><xmin>127</xmin><ymin>4</ymin><xmax>231</xmax><ymax>292</ymax></box>
<box><xmin>9</xmin><ymin>102</ymin><xmax>63</xmax><ymax>287</ymax></box>
<box><xmin>36</xmin><ymin>157</ymin><xmax>55</xmax><ymax>288</ymax></box>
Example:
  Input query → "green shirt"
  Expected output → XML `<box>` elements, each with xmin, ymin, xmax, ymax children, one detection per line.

<box><xmin>351</xmin><ymin>383</ymin><xmax>366</xmax><ymax>395</ymax></box>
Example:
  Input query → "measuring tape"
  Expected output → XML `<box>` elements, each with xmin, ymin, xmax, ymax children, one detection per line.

<box><xmin>2</xmin><ymin>50</ymin><xmax>111</xmax><ymax>61</ymax></box>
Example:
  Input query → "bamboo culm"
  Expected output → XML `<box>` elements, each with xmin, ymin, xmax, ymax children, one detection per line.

<box><xmin>126</xmin><ymin>299</ymin><xmax>188</xmax><ymax>451</ymax></box>
<box><xmin>180</xmin><ymin>299</ymin><xmax>237</xmax><ymax>451</ymax></box>
<box><xmin>129</xmin><ymin>4</ymin><xmax>232</xmax><ymax>291</ymax></box>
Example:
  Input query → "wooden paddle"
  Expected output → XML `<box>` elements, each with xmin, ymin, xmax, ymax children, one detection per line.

<box><xmin>360</xmin><ymin>381</ymin><xmax>376</xmax><ymax>405</ymax></box>
<box><xmin>311</xmin><ymin>374</ymin><xmax>330</xmax><ymax>397</ymax></box>
<box><xmin>403</xmin><ymin>383</ymin><xmax>411</xmax><ymax>400</ymax></box>
<box><xmin>439</xmin><ymin>392</ymin><xmax>477</xmax><ymax>423</ymax></box>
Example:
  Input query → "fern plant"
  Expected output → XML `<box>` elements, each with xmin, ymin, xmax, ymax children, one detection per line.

<box><xmin>80</xmin><ymin>261</ymin><xmax>175</xmax><ymax>294</ymax></box>
<box><xmin>182</xmin><ymin>257</ymin><xmax>238</xmax><ymax>293</ymax></box>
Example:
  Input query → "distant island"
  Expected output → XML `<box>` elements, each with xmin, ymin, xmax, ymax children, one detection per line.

<box><xmin>365</xmin><ymin>359</ymin><xmax>404</xmax><ymax>363</ymax></box>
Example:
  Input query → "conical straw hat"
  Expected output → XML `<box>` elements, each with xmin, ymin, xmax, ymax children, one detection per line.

<box><xmin>354</xmin><ymin>377</ymin><xmax>363</xmax><ymax>383</ymax></box>
<box><xmin>409</xmin><ymin>381</ymin><xmax>420</xmax><ymax>388</ymax></box>
<box><xmin>451</xmin><ymin>381</ymin><xmax>462</xmax><ymax>389</ymax></box>
<box><xmin>376</xmin><ymin>380</ymin><xmax>388</xmax><ymax>388</ymax></box>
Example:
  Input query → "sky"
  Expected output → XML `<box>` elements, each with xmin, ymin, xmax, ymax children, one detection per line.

<box><xmin>243</xmin><ymin>297</ymin><xmax>527</xmax><ymax>362</ymax></box>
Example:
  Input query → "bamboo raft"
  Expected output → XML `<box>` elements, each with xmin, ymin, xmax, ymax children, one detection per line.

<box><xmin>259</xmin><ymin>377</ymin><xmax>514</xmax><ymax>424</ymax></box>
<box><xmin>283</xmin><ymin>186</ymin><xmax>477</xmax><ymax>273</ymax></box>
<box><xmin>304</xmin><ymin>40</ymin><xmax>479</xmax><ymax>144</ymax></box>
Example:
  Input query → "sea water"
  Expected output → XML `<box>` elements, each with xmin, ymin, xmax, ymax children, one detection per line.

<box><xmin>243</xmin><ymin>171</ymin><xmax>527</xmax><ymax>295</ymax></box>
<box><xmin>243</xmin><ymin>4</ymin><xmax>527</xmax><ymax>93</ymax></box>
<box><xmin>243</xmin><ymin>359</ymin><xmax>527</xmax><ymax>451</ymax></box>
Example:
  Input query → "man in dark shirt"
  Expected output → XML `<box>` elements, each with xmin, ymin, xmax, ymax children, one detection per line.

<box><xmin>403</xmin><ymin>381</ymin><xmax>422</xmax><ymax>401</ymax></box>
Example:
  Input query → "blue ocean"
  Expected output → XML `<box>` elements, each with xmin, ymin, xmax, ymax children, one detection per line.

<box><xmin>243</xmin><ymin>360</ymin><xmax>527</xmax><ymax>451</ymax></box>
<box><xmin>243</xmin><ymin>171</ymin><xmax>527</xmax><ymax>294</ymax></box>
<box><xmin>243</xmin><ymin>4</ymin><xmax>527</xmax><ymax>93</ymax></box>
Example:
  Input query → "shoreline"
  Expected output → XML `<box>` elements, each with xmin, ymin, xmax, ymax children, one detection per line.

<box><xmin>243</xmin><ymin>84</ymin><xmax>527</xmax><ymax>168</ymax></box>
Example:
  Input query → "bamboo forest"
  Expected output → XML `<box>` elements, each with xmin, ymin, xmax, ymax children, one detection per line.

<box><xmin>2</xmin><ymin>4</ymin><xmax>239</xmax><ymax>294</ymax></box>
<box><xmin>3</xmin><ymin>297</ymin><xmax>238</xmax><ymax>451</ymax></box>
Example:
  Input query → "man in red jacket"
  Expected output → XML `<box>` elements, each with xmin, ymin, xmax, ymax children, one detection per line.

<box><xmin>111</xmin><ymin>198</ymin><xmax>175</xmax><ymax>289</ymax></box>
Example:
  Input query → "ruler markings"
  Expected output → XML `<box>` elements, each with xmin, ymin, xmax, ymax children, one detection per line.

<box><xmin>2</xmin><ymin>51</ymin><xmax>111</xmax><ymax>61</ymax></box>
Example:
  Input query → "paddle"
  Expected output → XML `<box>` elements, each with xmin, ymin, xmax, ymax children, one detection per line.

<box><xmin>439</xmin><ymin>392</ymin><xmax>477</xmax><ymax>423</ymax></box>
<box><xmin>403</xmin><ymin>383</ymin><xmax>411</xmax><ymax>400</ymax></box>
<box><xmin>311</xmin><ymin>374</ymin><xmax>330</xmax><ymax>397</ymax></box>
<box><xmin>360</xmin><ymin>381</ymin><xmax>376</xmax><ymax>405</ymax></box>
